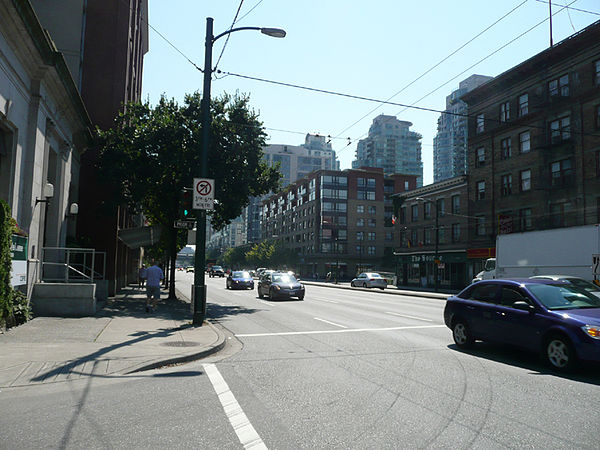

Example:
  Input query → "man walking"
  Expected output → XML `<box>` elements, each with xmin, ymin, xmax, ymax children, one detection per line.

<box><xmin>145</xmin><ymin>261</ymin><xmax>164</xmax><ymax>312</ymax></box>
<box><xmin>138</xmin><ymin>264</ymin><xmax>147</xmax><ymax>289</ymax></box>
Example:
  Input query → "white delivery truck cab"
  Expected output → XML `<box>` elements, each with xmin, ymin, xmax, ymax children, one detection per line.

<box><xmin>473</xmin><ymin>224</ymin><xmax>600</xmax><ymax>283</ymax></box>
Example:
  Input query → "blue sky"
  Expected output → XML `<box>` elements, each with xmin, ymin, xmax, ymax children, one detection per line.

<box><xmin>142</xmin><ymin>1</ymin><xmax>600</xmax><ymax>185</ymax></box>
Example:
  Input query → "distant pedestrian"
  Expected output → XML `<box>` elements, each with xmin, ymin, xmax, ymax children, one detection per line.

<box><xmin>138</xmin><ymin>265</ymin><xmax>147</xmax><ymax>288</ymax></box>
<box><xmin>145</xmin><ymin>261</ymin><xmax>164</xmax><ymax>312</ymax></box>
<box><xmin>326</xmin><ymin>271</ymin><xmax>332</xmax><ymax>282</ymax></box>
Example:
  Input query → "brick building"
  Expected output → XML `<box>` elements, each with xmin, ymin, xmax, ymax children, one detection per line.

<box><xmin>462</xmin><ymin>20</ymin><xmax>600</xmax><ymax>258</ymax></box>
<box><xmin>261</xmin><ymin>168</ymin><xmax>417</xmax><ymax>278</ymax></box>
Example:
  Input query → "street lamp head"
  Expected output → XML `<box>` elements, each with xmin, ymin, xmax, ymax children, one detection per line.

<box><xmin>260</xmin><ymin>27</ymin><xmax>286</xmax><ymax>38</ymax></box>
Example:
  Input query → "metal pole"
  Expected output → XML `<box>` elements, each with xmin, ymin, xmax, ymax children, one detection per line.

<box><xmin>549</xmin><ymin>0</ymin><xmax>553</xmax><ymax>47</ymax></box>
<box><xmin>193</xmin><ymin>17</ymin><xmax>213</xmax><ymax>326</ymax></box>
<box><xmin>434</xmin><ymin>200</ymin><xmax>439</xmax><ymax>293</ymax></box>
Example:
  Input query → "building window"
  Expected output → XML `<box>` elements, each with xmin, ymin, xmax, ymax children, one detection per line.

<box><xmin>476</xmin><ymin>114</ymin><xmax>485</xmax><ymax>133</ymax></box>
<box><xmin>518</xmin><ymin>93</ymin><xmax>528</xmax><ymax>116</ymax></box>
<box><xmin>424</xmin><ymin>202</ymin><xmax>432</xmax><ymax>220</ymax></box>
<box><xmin>356</xmin><ymin>218</ymin><xmax>365</xmax><ymax>227</ymax></box>
<box><xmin>368</xmin><ymin>205</ymin><xmax>376</xmax><ymax>214</ymax></box>
<box><xmin>596</xmin><ymin>105</ymin><xmax>600</xmax><ymax>129</ymax></box>
<box><xmin>411</xmin><ymin>204</ymin><xmax>419</xmax><ymax>221</ymax></box>
<box><xmin>500</xmin><ymin>137</ymin><xmax>512</xmax><ymax>159</ymax></box>
<box><xmin>355</xmin><ymin>245</ymin><xmax>363</xmax><ymax>255</ymax></box>
<box><xmin>356</xmin><ymin>231</ymin><xmax>364</xmax><ymax>241</ymax></box>
<box><xmin>424</xmin><ymin>228</ymin><xmax>432</xmax><ymax>245</ymax></box>
<box><xmin>550</xmin><ymin>116</ymin><xmax>570</xmax><ymax>143</ymax></box>
<box><xmin>404</xmin><ymin>181</ymin><xmax>409</xmax><ymax>190</ymax></box>
<box><xmin>367</xmin><ymin>246</ymin><xmax>376</xmax><ymax>256</ymax></box>
<box><xmin>475</xmin><ymin>215</ymin><xmax>486</xmax><ymax>236</ymax></box>
<box><xmin>476</xmin><ymin>147</ymin><xmax>485</xmax><ymax>167</ymax></box>
<box><xmin>519</xmin><ymin>208</ymin><xmax>532</xmax><ymax>231</ymax></box>
<box><xmin>549</xmin><ymin>74</ymin><xmax>569</xmax><ymax>97</ymax></box>
<box><xmin>358</xmin><ymin>191</ymin><xmax>375</xmax><ymax>200</ymax></box>
<box><xmin>477</xmin><ymin>181</ymin><xmax>485</xmax><ymax>200</ymax></box>
<box><xmin>438</xmin><ymin>199</ymin><xmax>445</xmax><ymax>216</ymax></box>
<box><xmin>438</xmin><ymin>226</ymin><xmax>446</xmax><ymax>244</ymax></box>
<box><xmin>501</xmin><ymin>174</ymin><xmax>512</xmax><ymax>196</ymax></box>
<box><xmin>520</xmin><ymin>169</ymin><xmax>531</xmax><ymax>192</ymax></box>
<box><xmin>385</xmin><ymin>231</ymin><xmax>393</xmax><ymax>241</ymax></box>
<box><xmin>357</xmin><ymin>177</ymin><xmax>376</xmax><ymax>188</ymax></box>
<box><xmin>411</xmin><ymin>229</ymin><xmax>418</xmax><ymax>246</ymax></box>
<box><xmin>595</xmin><ymin>60</ymin><xmax>600</xmax><ymax>85</ymax></box>
<box><xmin>400</xmin><ymin>206</ymin><xmax>406</xmax><ymax>223</ymax></box>
<box><xmin>368</xmin><ymin>218</ymin><xmax>376</xmax><ymax>227</ymax></box>
<box><xmin>519</xmin><ymin>131</ymin><xmax>530</xmax><ymax>153</ymax></box>
<box><xmin>452</xmin><ymin>223</ymin><xmax>460</xmax><ymax>242</ymax></box>
<box><xmin>551</xmin><ymin>159</ymin><xmax>572</xmax><ymax>186</ymax></box>
<box><xmin>500</xmin><ymin>101</ymin><xmax>510</xmax><ymax>122</ymax></box>
<box><xmin>368</xmin><ymin>232</ymin><xmax>376</xmax><ymax>241</ymax></box>
<box><xmin>357</xmin><ymin>205</ymin><xmax>364</xmax><ymax>213</ymax></box>
<box><xmin>452</xmin><ymin>195</ymin><xmax>460</xmax><ymax>214</ymax></box>
<box><xmin>550</xmin><ymin>203</ymin><xmax>569</xmax><ymax>228</ymax></box>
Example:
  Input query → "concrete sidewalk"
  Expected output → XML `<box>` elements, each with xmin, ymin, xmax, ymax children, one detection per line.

<box><xmin>0</xmin><ymin>286</ymin><xmax>226</xmax><ymax>388</ymax></box>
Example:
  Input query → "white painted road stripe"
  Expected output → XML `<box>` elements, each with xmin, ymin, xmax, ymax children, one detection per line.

<box><xmin>236</xmin><ymin>324</ymin><xmax>445</xmax><ymax>337</ymax></box>
<box><xmin>312</xmin><ymin>298</ymin><xmax>340</xmax><ymax>304</ymax></box>
<box><xmin>313</xmin><ymin>317</ymin><xmax>348</xmax><ymax>328</ymax></box>
<box><xmin>204</xmin><ymin>363</ymin><xmax>267</xmax><ymax>450</ymax></box>
<box><xmin>259</xmin><ymin>300</ymin><xmax>276</xmax><ymax>306</ymax></box>
<box><xmin>385</xmin><ymin>312</ymin><xmax>433</xmax><ymax>322</ymax></box>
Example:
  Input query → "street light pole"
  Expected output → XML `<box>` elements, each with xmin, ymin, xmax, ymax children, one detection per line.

<box><xmin>192</xmin><ymin>18</ymin><xmax>285</xmax><ymax>326</ymax></box>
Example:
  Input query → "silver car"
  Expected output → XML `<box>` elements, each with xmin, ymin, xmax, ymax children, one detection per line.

<box><xmin>351</xmin><ymin>272</ymin><xmax>387</xmax><ymax>290</ymax></box>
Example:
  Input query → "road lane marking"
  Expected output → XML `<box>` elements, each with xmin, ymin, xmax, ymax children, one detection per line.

<box><xmin>236</xmin><ymin>324</ymin><xmax>445</xmax><ymax>337</ymax></box>
<box><xmin>312</xmin><ymin>298</ymin><xmax>339</xmax><ymax>304</ymax></box>
<box><xmin>313</xmin><ymin>317</ymin><xmax>348</xmax><ymax>328</ymax></box>
<box><xmin>385</xmin><ymin>312</ymin><xmax>433</xmax><ymax>322</ymax></box>
<box><xmin>259</xmin><ymin>300</ymin><xmax>277</xmax><ymax>306</ymax></box>
<box><xmin>204</xmin><ymin>363</ymin><xmax>267</xmax><ymax>450</ymax></box>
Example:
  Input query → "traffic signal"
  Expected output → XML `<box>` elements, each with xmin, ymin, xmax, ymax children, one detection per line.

<box><xmin>181</xmin><ymin>190</ymin><xmax>192</xmax><ymax>217</ymax></box>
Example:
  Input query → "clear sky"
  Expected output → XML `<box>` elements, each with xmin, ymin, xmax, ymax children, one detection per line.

<box><xmin>142</xmin><ymin>1</ymin><xmax>600</xmax><ymax>185</ymax></box>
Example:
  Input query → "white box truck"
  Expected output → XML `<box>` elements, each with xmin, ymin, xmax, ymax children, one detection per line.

<box><xmin>473</xmin><ymin>224</ymin><xmax>600</xmax><ymax>283</ymax></box>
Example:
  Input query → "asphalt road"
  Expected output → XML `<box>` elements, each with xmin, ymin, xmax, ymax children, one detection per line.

<box><xmin>2</xmin><ymin>273</ymin><xmax>599</xmax><ymax>449</ymax></box>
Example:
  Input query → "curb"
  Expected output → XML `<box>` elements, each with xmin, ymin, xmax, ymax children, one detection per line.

<box><xmin>301</xmin><ymin>281</ymin><xmax>450</xmax><ymax>300</ymax></box>
<box><xmin>124</xmin><ymin>320</ymin><xmax>228</xmax><ymax>374</ymax></box>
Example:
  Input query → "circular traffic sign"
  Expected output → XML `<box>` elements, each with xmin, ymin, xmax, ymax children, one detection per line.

<box><xmin>196</xmin><ymin>180</ymin><xmax>212</xmax><ymax>196</ymax></box>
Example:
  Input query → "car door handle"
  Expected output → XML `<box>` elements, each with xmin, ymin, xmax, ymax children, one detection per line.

<box><xmin>466</xmin><ymin>306</ymin><xmax>476</xmax><ymax>310</ymax></box>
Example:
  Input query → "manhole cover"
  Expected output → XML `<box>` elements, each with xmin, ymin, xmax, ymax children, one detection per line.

<box><xmin>161</xmin><ymin>341</ymin><xmax>201</xmax><ymax>347</ymax></box>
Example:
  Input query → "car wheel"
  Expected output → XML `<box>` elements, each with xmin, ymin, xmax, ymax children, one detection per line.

<box><xmin>351</xmin><ymin>281</ymin><xmax>355</xmax><ymax>287</ymax></box>
<box><xmin>379</xmin><ymin>287</ymin><xmax>385</xmax><ymax>290</ymax></box>
<box><xmin>258</xmin><ymin>289</ymin><xmax>264</xmax><ymax>299</ymax></box>
<box><xmin>269</xmin><ymin>288</ymin><xmax>277</xmax><ymax>300</ymax></box>
<box><xmin>452</xmin><ymin>319</ymin><xmax>474</xmax><ymax>349</ymax></box>
<box><xmin>298</xmin><ymin>294</ymin><xmax>304</xmax><ymax>301</ymax></box>
<box><xmin>545</xmin><ymin>335</ymin><xmax>576</xmax><ymax>371</ymax></box>
<box><xmin>362</xmin><ymin>282</ymin><xmax>367</xmax><ymax>288</ymax></box>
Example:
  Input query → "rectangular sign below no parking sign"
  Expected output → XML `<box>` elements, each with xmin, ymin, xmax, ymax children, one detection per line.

<box><xmin>193</xmin><ymin>178</ymin><xmax>215</xmax><ymax>210</ymax></box>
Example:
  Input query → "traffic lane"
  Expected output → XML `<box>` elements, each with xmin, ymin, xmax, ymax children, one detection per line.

<box><xmin>215</xmin><ymin>321</ymin><xmax>599</xmax><ymax>448</ymax></box>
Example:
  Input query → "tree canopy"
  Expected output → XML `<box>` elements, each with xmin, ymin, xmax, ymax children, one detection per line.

<box><xmin>97</xmin><ymin>92</ymin><xmax>281</xmax><ymax>297</ymax></box>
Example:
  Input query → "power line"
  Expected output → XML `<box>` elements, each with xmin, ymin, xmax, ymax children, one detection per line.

<box><xmin>534</xmin><ymin>0</ymin><xmax>600</xmax><ymax>16</ymax></box>
<box><xmin>331</xmin><ymin>0</ymin><xmax>529</xmax><ymax>142</ymax></box>
<box><xmin>213</xmin><ymin>0</ymin><xmax>245</xmax><ymax>73</ymax></box>
<box><xmin>235</xmin><ymin>0</ymin><xmax>266</xmax><ymax>24</ymax></box>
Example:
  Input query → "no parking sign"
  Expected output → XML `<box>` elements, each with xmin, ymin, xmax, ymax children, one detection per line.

<box><xmin>193</xmin><ymin>178</ymin><xmax>215</xmax><ymax>210</ymax></box>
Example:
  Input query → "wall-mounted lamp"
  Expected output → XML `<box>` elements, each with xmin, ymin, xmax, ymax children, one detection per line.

<box><xmin>66</xmin><ymin>202</ymin><xmax>78</xmax><ymax>218</ymax></box>
<box><xmin>35</xmin><ymin>182</ymin><xmax>54</xmax><ymax>206</ymax></box>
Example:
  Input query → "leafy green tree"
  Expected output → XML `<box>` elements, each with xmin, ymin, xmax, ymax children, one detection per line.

<box><xmin>97</xmin><ymin>93</ymin><xmax>280</xmax><ymax>298</ymax></box>
<box><xmin>222</xmin><ymin>245</ymin><xmax>250</xmax><ymax>270</ymax></box>
<box><xmin>245</xmin><ymin>240</ymin><xmax>274</xmax><ymax>268</ymax></box>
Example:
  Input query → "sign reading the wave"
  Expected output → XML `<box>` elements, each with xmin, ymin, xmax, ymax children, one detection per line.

<box><xmin>193</xmin><ymin>178</ymin><xmax>215</xmax><ymax>210</ymax></box>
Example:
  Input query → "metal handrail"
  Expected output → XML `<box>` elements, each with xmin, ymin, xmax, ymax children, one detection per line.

<box><xmin>40</xmin><ymin>247</ymin><xmax>106</xmax><ymax>284</ymax></box>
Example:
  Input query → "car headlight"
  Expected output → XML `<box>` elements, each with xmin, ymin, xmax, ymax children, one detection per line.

<box><xmin>273</xmin><ymin>285</ymin><xmax>281</xmax><ymax>290</ymax></box>
<box><xmin>582</xmin><ymin>325</ymin><xmax>600</xmax><ymax>339</ymax></box>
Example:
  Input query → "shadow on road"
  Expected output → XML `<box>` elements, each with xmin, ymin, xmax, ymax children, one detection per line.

<box><xmin>448</xmin><ymin>342</ymin><xmax>600</xmax><ymax>385</ymax></box>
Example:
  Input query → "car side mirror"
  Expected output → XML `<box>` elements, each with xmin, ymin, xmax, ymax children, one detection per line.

<box><xmin>513</xmin><ymin>301</ymin><xmax>534</xmax><ymax>312</ymax></box>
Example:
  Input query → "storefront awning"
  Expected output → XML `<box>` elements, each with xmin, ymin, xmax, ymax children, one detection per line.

<box><xmin>117</xmin><ymin>225</ymin><xmax>161</xmax><ymax>249</ymax></box>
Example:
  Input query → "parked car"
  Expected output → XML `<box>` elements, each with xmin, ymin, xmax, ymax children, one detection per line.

<box><xmin>227</xmin><ymin>271</ymin><xmax>254</xmax><ymax>290</ymax></box>
<box><xmin>257</xmin><ymin>271</ymin><xmax>305</xmax><ymax>300</ymax></box>
<box><xmin>186</xmin><ymin>266</ymin><xmax>194</xmax><ymax>273</ymax></box>
<box><xmin>209</xmin><ymin>265</ymin><xmax>225</xmax><ymax>278</ymax></box>
<box><xmin>443</xmin><ymin>278</ymin><xmax>600</xmax><ymax>371</ymax></box>
<box><xmin>350</xmin><ymin>272</ymin><xmax>387</xmax><ymax>290</ymax></box>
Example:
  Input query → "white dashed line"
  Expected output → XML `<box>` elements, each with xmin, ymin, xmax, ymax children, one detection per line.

<box><xmin>204</xmin><ymin>363</ymin><xmax>267</xmax><ymax>450</ymax></box>
<box><xmin>385</xmin><ymin>312</ymin><xmax>433</xmax><ymax>322</ymax></box>
<box><xmin>313</xmin><ymin>317</ymin><xmax>348</xmax><ymax>328</ymax></box>
<box><xmin>312</xmin><ymin>298</ymin><xmax>339</xmax><ymax>304</ymax></box>
<box><xmin>236</xmin><ymin>325</ymin><xmax>445</xmax><ymax>337</ymax></box>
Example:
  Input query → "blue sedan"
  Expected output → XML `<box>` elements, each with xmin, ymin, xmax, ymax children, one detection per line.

<box><xmin>226</xmin><ymin>271</ymin><xmax>254</xmax><ymax>290</ymax></box>
<box><xmin>444</xmin><ymin>278</ymin><xmax>600</xmax><ymax>371</ymax></box>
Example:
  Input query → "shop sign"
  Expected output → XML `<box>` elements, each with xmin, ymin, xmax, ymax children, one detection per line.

<box><xmin>10</xmin><ymin>235</ymin><xmax>28</xmax><ymax>286</ymax></box>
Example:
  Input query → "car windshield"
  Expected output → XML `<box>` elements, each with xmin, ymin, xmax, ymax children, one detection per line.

<box><xmin>233</xmin><ymin>271</ymin><xmax>250</xmax><ymax>278</ymax></box>
<box><xmin>565</xmin><ymin>278</ymin><xmax>600</xmax><ymax>292</ymax></box>
<box><xmin>368</xmin><ymin>273</ymin><xmax>382</xmax><ymax>278</ymax></box>
<box><xmin>213</xmin><ymin>266</ymin><xmax>222</xmax><ymax>270</ymax></box>
<box><xmin>527</xmin><ymin>283</ymin><xmax>600</xmax><ymax>310</ymax></box>
<box><xmin>272</xmin><ymin>274</ymin><xmax>297</xmax><ymax>283</ymax></box>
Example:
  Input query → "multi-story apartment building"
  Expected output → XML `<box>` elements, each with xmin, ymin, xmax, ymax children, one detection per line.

<box><xmin>352</xmin><ymin>115</ymin><xmax>423</xmax><ymax>186</ymax></box>
<box><xmin>462</xmin><ymin>20</ymin><xmax>600</xmax><ymax>255</ymax></box>
<box><xmin>392</xmin><ymin>176</ymin><xmax>474</xmax><ymax>291</ymax></box>
<box><xmin>433</xmin><ymin>74</ymin><xmax>492</xmax><ymax>182</ymax></box>
<box><xmin>261</xmin><ymin>167</ymin><xmax>417</xmax><ymax>278</ymax></box>
<box><xmin>209</xmin><ymin>134</ymin><xmax>340</xmax><ymax>250</ymax></box>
